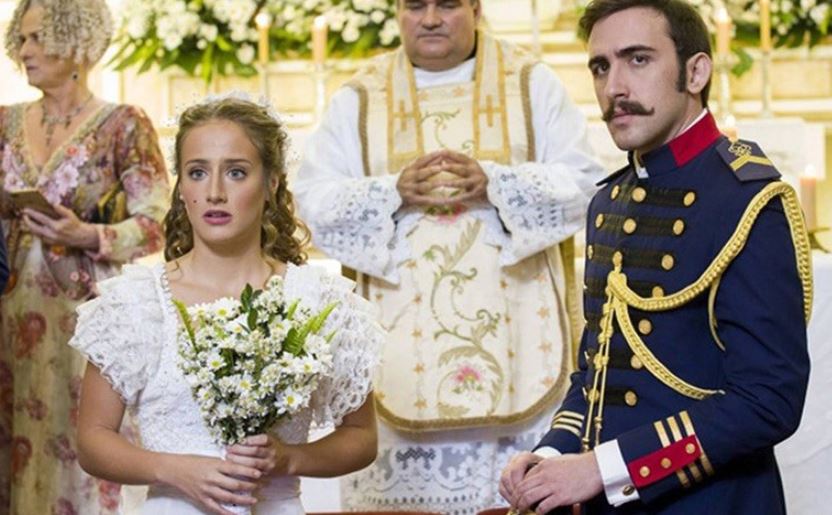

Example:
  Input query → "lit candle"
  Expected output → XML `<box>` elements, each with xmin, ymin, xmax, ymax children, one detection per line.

<box><xmin>760</xmin><ymin>0</ymin><xmax>772</xmax><ymax>52</ymax></box>
<box><xmin>800</xmin><ymin>165</ymin><xmax>819</xmax><ymax>230</ymax></box>
<box><xmin>312</xmin><ymin>15</ymin><xmax>328</xmax><ymax>66</ymax></box>
<box><xmin>255</xmin><ymin>12</ymin><xmax>271</xmax><ymax>66</ymax></box>
<box><xmin>715</xmin><ymin>6</ymin><xmax>732</xmax><ymax>59</ymax></box>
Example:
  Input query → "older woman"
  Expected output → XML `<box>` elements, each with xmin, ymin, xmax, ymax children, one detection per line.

<box><xmin>0</xmin><ymin>0</ymin><xmax>170</xmax><ymax>513</ymax></box>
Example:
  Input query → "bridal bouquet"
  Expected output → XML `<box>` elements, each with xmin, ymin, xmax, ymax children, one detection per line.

<box><xmin>174</xmin><ymin>276</ymin><xmax>336</xmax><ymax>446</ymax></box>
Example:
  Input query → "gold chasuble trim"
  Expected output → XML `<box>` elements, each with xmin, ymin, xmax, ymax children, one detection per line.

<box><xmin>346</xmin><ymin>81</ymin><xmax>371</xmax><ymax>176</ymax></box>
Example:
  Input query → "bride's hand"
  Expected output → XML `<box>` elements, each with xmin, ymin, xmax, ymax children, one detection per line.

<box><xmin>226</xmin><ymin>434</ymin><xmax>293</xmax><ymax>478</ymax></box>
<box><xmin>156</xmin><ymin>453</ymin><xmax>261</xmax><ymax>515</ymax></box>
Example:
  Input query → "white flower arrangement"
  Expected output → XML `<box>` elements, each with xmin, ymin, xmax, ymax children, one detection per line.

<box><xmin>111</xmin><ymin>0</ymin><xmax>399</xmax><ymax>82</ymax></box>
<box><xmin>271</xmin><ymin>0</ymin><xmax>399</xmax><ymax>54</ymax></box>
<box><xmin>690</xmin><ymin>0</ymin><xmax>830</xmax><ymax>48</ymax></box>
<box><xmin>174</xmin><ymin>277</ymin><xmax>337</xmax><ymax>445</ymax></box>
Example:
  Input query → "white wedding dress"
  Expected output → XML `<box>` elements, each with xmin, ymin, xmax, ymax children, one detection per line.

<box><xmin>69</xmin><ymin>263</ymin><xmax>382</xmax><ymax>515</ymax></box>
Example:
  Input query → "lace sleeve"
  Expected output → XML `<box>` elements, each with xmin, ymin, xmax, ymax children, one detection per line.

<box><xmin>68</xmin><ymin>265</ymin><xmax>165</xmax><ymax>405</ymax></box>
<box><xmin>306</xmin><ymin>176</ymin><xmax>403</xmax><ymax>282</ymax></box>
<box><xmin>483</xmin><ymin>161</ymin><xmax>592</xmax><ymax>265</ymax></box>
<box><xmin>295</xmin><ymin>267</ymin><xmax>383</xmax><ymax>427</ymax></box>
<box><xmin>294</xmin><ymin>88</ymin><xmax>404</xmax><ymax>283</ymax></box>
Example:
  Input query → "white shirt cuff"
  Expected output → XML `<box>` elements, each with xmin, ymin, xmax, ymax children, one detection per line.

<box><xmin>595</xmin><ymin>439</ymin><xmax>640</xmax><ymax>506</ymax></box>
<box><xmin>533</xmin><ymin>446</ymin><xmax>561</xmax><ymax>459</ymax></box>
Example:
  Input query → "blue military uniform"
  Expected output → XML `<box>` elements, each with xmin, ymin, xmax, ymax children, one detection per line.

<box><xmin>536</xmin><ymin>112</ymin><xmax>812</xmax><ymax>513</ymax></box>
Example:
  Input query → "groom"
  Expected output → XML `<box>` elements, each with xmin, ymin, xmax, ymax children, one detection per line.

<box><xmin>500</xmin><ymin>0</ymin><xmax>811</xmax><ymax>513</ymax></box>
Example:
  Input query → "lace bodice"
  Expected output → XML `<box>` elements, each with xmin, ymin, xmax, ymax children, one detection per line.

<box><xmin>69</xmin><ymin>263</ymin><xmax>382</xmax><ymax>509</ymax></box>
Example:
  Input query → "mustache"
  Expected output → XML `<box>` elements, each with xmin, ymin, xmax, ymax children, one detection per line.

<box><xmin>602</xmin><ymin>100</ymin><xmax>655</xmax><ymax>122</ymax></box>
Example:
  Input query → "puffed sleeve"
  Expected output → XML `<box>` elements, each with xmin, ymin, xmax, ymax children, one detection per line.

<box><xmin>91</xmin><ymin>105</ymin><xmax>170</xmax><ymax>263</ymax></box>
<box><xmin>68</xmin><ymin>264</ymin><xmax>166</xmax><ymax>405</ymax></box>
<box><xmin>289</xmin><ymin>266</ymin><xmax>383</xmax><ymax>427</ymax></box>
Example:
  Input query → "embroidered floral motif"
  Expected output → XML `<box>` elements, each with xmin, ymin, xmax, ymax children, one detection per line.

<box><xmin>452</xmin><ymin>363</ymin><xmax>485</xmax><ymax>394</ymax></box>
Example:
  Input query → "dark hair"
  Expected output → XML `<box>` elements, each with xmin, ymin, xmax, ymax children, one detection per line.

<box><xmin>164</xmin><ymin>97</ymin><xmax>309</xmax><ymax>265</ymax></box>
<box><xmin>578</xmin><ymin>0</ymin><xmax>712</xmax><ymax>105</ymax></box>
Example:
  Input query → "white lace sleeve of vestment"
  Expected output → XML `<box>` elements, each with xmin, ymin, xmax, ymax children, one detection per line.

<box><xmin>290</xmin><ymin>266</ymin><xmax>383</xmax><ymax>427</ymax></box>
<box><xmin>68</xmin><ymin>264</ymin><xmax>164</xmax><ymax>405</ymax></box>
<box><xmin>482</xmin><ymin>63</ymin><xmax>605</xmax><ymax>265</ymax></box>
<box><xmin>294</xmin><ymin>88</ymin><xmax>404</xmax><ymax>284</ymax></box>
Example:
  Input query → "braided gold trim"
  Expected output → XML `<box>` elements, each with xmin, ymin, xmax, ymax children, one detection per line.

<box><xmin>520</xmin><ymin>61</ymin><xmax>535</xmax><ymax>161</ymax></box>
<box><xmin>707</xmin><ymin>275</ymin><xmax>726</xmax><ymax>351</ymax></box>
<box><xmin>607</xmin><ymin>182</ymin><xmax>812</xmax><ymax>322</ymax></box>
<box><xmin>613</xmin><ymin>297</ymin><xmax>722</xmax><ymax>400</ymax></box>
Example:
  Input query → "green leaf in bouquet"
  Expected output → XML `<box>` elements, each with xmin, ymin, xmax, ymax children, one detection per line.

<box><xmin>308</xmin><ymin>301</ymin><xmax>338</xmax><ymax>335</ymax></box>
<box><xmin>241</xmin><ymin>283</ymin><xmax>254</xmax><ymax>310</ymax></box>
<box><xmin>325</xmin><ymin>329</ymin><xmax>337</xmax><ymax>343</ymax></box>
<box><xmin>247</xmin><ymin>306</ymin><xmax>259</xmax><ymax>331</ymax></box>
<box><xmin>284</xmin><ymin>327</ymin><xmax>304</xmax><ymax>356</ymax></box>
<box><xmin>172</xmin><ymin>300</ymin><xmax>196</xmax><ymax>345</ymax></box>
<box><xmin>285</xmin><ymin>299</ymin><xmax>300</xmax><ymax>320</ymax></box>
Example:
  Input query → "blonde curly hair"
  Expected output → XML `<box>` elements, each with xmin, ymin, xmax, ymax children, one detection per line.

<box><xmin>164</xmin><ymin>97</ymin><xmax>310</xmax><ymax>266</ymax></box>
<box><xmin>4</xmin><ymin>0</ymin><xmax>114</xmax><ymax>65</ymax></box>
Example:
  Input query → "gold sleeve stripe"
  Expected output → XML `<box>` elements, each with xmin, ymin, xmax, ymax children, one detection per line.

<box><xmin>553</xmin><ymin>414</ymin><xmax>584</xmax><ymax>425</ymax></box>
<box><xmin>667</xmin><ymin>414</ymin><xmax>703</xmax><ymax>483</ymax></box>
<box><xmin>555</xmin><ymin>411</ymin><xmax>584</xmax><ymax>422</ymax></box>
<box><xmin>552</xmin><ymin>417</ymin><xmax>583</xmax><ymax>430</ymax></box>
<box><xmin>679</xmin><ymin>410</ymin><xmax>715</xmax><ymax>476</ymax></box>
<box><xmin>552</xmin><ymin>423</ymin><xmax>582</xmax><ymax>438</ymax></box>
<box><xmin>654</xmin><ymin>420</ymin><xmax>690</xmax><ymax>488</ymax></box>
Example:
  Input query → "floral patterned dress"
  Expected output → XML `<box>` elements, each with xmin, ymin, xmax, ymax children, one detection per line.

<box><xmin>0</xmin><ymin>102</ymin><xmax>170</xmax><ymax>515</ymax></box>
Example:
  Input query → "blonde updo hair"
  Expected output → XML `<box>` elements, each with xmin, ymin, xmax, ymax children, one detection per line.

<box><xmin>164</xmin><ymin>97</ymin><xmax>309</xmax><ymax>266</ymax></box>
<box><xmin>4</xmin><ymin>0</ymin><xmax>114</xmax><ymax>65</ymax></box>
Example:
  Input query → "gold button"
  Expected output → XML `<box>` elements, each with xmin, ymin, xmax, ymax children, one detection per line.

<box><xmin>587</xmin><ymin>245</ymin><xmax>594</xmax><ymax>259</ymax></box>
<box><xmin>595</xmin><ymin>213</ymin><xmax>605</xmax><ymax>228</ymax></box>
<box><xmin>611</xmin><ymin>185</ymin><xmax>620</xmax><ymax>200</ymax></box>
<box><xmin>683</xmin><ymin>191</ymin><xmax>696</xmax><ymax>206</ymax></box>
<box><xmin>632</xmin><ymin>187</ymin><xmax>647</xmax><ymax>203</ymax></box>
<box><xmin>686</xmin><ymin>443</ymin><xmax>697</xmax><ymax>454</ymax></box>
<box><xmin>673</xmin><ymin>219</ymin><xmax>685</xmax><ymax>235</ymax></box>
<box><xmin>638</xmin><ymin>319</ymin><xmax>653</xmax><ymax>335</ymax></box>
<box><xmin>661</xmin><ymin>254</ymin><xmax>675</xmax><ymax>270</ymax></box>
<box><xmin>625</xmin><ymin>390</ymin><xmax>638</xmax><ymax>406</ymax></box>
<box><xmin>639</xmin><ymin>466</ymin><xmax>650</xmax><ymax>478</ymax></box>
<box><xmin>652</xmin><ymin>285</ymin><xmax>665</xmax><ymax>297</ymax></box>
<box><xmin>587</xmin><ymin>388</ymin><xmax>600</xmax><ymax>402</ymax></box>
<box><xmin>630</xmin><ymin>355</ymin><xmax>644</xmax><ymax>369</ymax></box>
<box><xmin>623</xmin><ymin>218</ymin><xmax>637</xmax><ymax>234</ymax></box>
<box><xmin>622</xmin><ymin>485</ymin><xmax>635</xmax><ymax>496</ymax></box>
<box><xmin>612</xmin><ymin>251</ymin><xmax>623</xmax><ymax>267</ymax></box>
<box><xmin>661</xmin><ymin>458</ymin><xmax>672</xmax><ymax>469</ymax></box>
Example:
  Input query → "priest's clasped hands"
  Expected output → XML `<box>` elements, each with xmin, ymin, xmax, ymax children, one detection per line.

<box><xmin>396</xmin><ymin>149</ymin><xmax>489</xmax><ymax>207</ymax></box>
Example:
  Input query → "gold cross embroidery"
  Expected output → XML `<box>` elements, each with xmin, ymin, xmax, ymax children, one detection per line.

<box><xmin>482</xmin><ymin>95</ymin><xmax>499</xmax><ymax>127</ymax></box>
<box><xmin>394</xmin><ymin>100</ymin><xmax>418</xmax><ymax>131</ymax></box>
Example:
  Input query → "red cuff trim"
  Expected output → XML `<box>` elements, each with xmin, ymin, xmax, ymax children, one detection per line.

<box><xmin>628</xmin><ymin>434</ymin><xmax>701</xmax><ymax>488</ymax></box>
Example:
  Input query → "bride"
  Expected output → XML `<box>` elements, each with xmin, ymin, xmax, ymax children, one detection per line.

<box><xmin>69</xmin><ymin>95</ymin><xmax>381</xmax><ymax>515</ymax></box>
